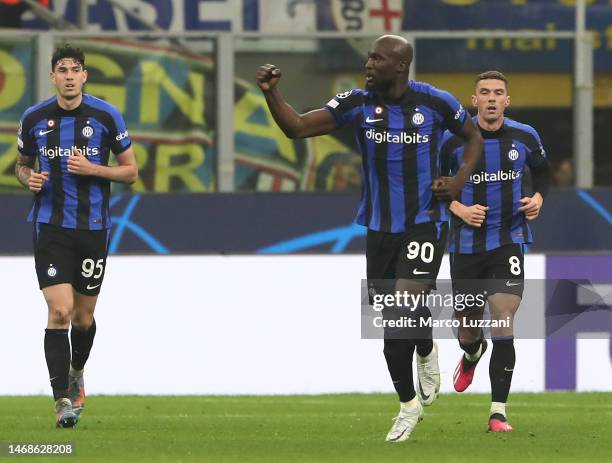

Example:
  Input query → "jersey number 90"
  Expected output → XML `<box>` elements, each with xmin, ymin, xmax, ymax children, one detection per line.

<box><xmin>406</xmin><ymin>241</ymin><xmax>434</xmax><ymax>263</ymax></box>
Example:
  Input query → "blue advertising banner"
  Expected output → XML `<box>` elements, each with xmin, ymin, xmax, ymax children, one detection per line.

<box><xmin>0</xmin><ymin>37</ymin><xmax>359</xmax><ymax>193</ymax></box>
<box><xmin>317</xmin><ymin>0</ymin><xmax>612</xmax><ymax>71</ymax></box>
<box><xmin>1</xmin><ymin>189</ymin><xmax>610</xmax><ymax>255</ymax></box>
<box><xmin>17</xmin><ymin>0</ymin><xmax>612</xmax><ymax>74</ymax></box>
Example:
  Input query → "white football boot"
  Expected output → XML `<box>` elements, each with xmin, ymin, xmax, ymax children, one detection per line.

<box><xmin>385</xmin><ymin>399</ymin><xmax>424</xmax><ymax>442</ymax></box>
<box><xmin>416</xmin><ymin>341</ymin><xmax>441</xmax><ymax>406</ymax></box>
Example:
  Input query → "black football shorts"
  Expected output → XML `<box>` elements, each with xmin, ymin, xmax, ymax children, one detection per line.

<box><xmin>450</xmin><ymin>243</ymin><xmax>524</xmax><ymax>303</ymax></box>
<box><xmin>33</xmin><ymin>223</ymin><xmax>110</xmax><ymax>296</ymax></box>
<box><xmin>367</xmin><ymin>221</ymin><xmax>448</xmax><ymax>296</ymax></box>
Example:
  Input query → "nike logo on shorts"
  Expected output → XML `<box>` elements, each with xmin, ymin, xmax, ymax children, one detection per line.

<box><xmin>505</xmin><ymin>281</ymin><xmax>521</xmax><ymax>287</ymax></box>
<box><xmin>86</xmin><ymin>284</ymin><xmax>101</xmax><ymax>290</ymax></box>
<box><xmin>413</xmin><ymin>269</ymin><xmax>430</xmax><ymax>275</ymax></box>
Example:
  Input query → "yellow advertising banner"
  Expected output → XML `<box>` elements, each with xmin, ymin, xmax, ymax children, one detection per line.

<box><xmin>0</xmin><ymin>38</ymin><xmax>360</xmax><ymax>192</ymax></box>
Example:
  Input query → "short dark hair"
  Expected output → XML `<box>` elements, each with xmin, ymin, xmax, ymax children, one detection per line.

<box><xmin>51</xmin><ymin>44</ymin><xmax>85</xmax><ymax>71</ymax></box>
<box><xmin>475</xmin><ymin>70</ymin><xmax>508</xmax><ymax>88</ymax></box>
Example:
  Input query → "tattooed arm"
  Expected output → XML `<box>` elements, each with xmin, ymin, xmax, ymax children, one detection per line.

<box><xmin>15</xmin><ymin>153</ymin><xmax>48</xmax><ymax>193</ymax></box>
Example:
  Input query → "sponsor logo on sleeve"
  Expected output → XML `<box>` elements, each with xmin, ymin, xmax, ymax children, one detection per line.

<box><xmin>454</xmin><ymin>105</ymin><xmax>464</xmax><ymax>120</ymax></box>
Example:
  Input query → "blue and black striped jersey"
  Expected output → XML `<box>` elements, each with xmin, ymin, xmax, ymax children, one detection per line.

<box><xmin>441</xmin><ymin>116</ymin><xmax>547</xmax><ymax>254</ymax></box>
<box><xmin>324</xmin><ymin>81</ymin><xmax>467</xmax><ymax>233</ymax></box>
<box><xmin>17</xmin><ymin>93</ymin><xmax>132</xmax><ymax>230</ymax></box>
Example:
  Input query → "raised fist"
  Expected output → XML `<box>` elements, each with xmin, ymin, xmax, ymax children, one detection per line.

<box><xmin>256</xmin><ymin>64</ymin><xmax>282</xmax><ymax>91</ymax></box>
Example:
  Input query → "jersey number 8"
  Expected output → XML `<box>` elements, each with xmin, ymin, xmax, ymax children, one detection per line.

<box><xmin>509</xmin><ymin>256</ymin><xmax>521</xmax><ymax>276</ymax></box>
<box><xmin>82</xmin><ymin>258</ymin><xmax>104</xmax><ymax>279</ymax></box>
<box><xmin>406</xmin><ymin>241</ymin><xmax>434</xmax><ymax>263</ymax></box>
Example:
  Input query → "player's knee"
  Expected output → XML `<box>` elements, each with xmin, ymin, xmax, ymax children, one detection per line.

<box><xmin>495</xmin><ymin>310</ymin><xmax>515</xmax><ymax>322</ymax></box>
<box><xmin>72</xmin><ymin>311</ymin><xmax>94</xmax><ymax>329</ymax></box>
<box><xmin>492</xmin><ymin>311</ymin><xmax>514</xmax><ymax>335</ymax></box>
<box><xmin>72</xmin><ymin>305</ymin><xmax>95</xmax><ymax>320</ymax></box>
<box><xmin>491</xmin><ymin>326</ymin><xmax>514</xmax><ymax>338</ymax></box>
<box><xmin>48</xmin><ymin>304</ymin><xmax>74</xmax><ymax>325</ymax></box>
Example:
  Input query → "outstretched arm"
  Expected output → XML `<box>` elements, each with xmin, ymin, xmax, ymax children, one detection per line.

<box><xmin>256</xmin><ymin>64</ymin><xmax>337</xmax><ymax>139</ymax></box>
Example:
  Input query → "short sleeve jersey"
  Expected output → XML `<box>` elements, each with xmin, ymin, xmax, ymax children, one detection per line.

<box><xmin>324</xmin><ymin>81</ymin><xmax>467</xmax><ymax>233</ymax></box>
<box><xmin>440</xmin><ymin>116</ymin><xmax>546</xmax><ymax>253</ymax></box>
<box><xmin>18</xmin><ymin>93</ymin><xmax>132</xmax><ymax>230</ymax></box>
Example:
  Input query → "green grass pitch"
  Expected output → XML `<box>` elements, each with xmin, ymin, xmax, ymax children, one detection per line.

<box><xmin>1</xmin><ymin>393</ymin><xmax>610</xmax><ymax>462</ymax></box>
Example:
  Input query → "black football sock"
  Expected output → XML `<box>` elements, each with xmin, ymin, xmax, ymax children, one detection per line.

<box><xmin>414</xmin><ymin>306</ymin><xmax>433</xmax><ymax>357</ymax></box>
<box><xmin>71</xmin><ymin>319</ymin><xmax>96</xmax><ymax>371</ymax></box>
<box><xmin>383</xmin><ymin>338</ymin><xmax>416</xmax><ymax>403</ymax></box>
<box><xmin>44</xmin><ymin>328</ymin><xmax>71</xmax><ymax>401</ymax></box>
<box><xmin>459</xmin><ymin>331</ymin><xmax>484</xmax><ymax>369</ymax></box>
<box><xmin>489</xmin><ymin>336</ymin><xmax>515</xmax><ymax>404</ymax></box>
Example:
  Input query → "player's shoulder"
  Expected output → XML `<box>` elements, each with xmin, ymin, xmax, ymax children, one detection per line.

<box><xmin>504</xmin><ymin>118</ymin><xmax>542</xmax><ymax>142</ymax></box>
<box><xmin>336</xmin><ymin>88</ymin><xmax>366</xmax><ymax>96</ymax></box>
<box><xmin>21</xmin><ymin>96</ymin><xmax>56</xmax><ymax>122</ymax></box>
<box><xmin>82</xmin><ymin>93</ymin><xmax>123</xmax><ymax>117</ymax></box>
<box><xmin>328</xmin><ymin>88</ymin><xmax>366</xmax><ymax>111</ymax></box>
<box><xmin>334</xmin><ymin>88</ymin><xmax>367</xmax><ymax>101</ymax></box>
<box><xmin>409</xmin><ymin>80</ymin><xmax>459</xmax><ymax>107</ymax></box>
